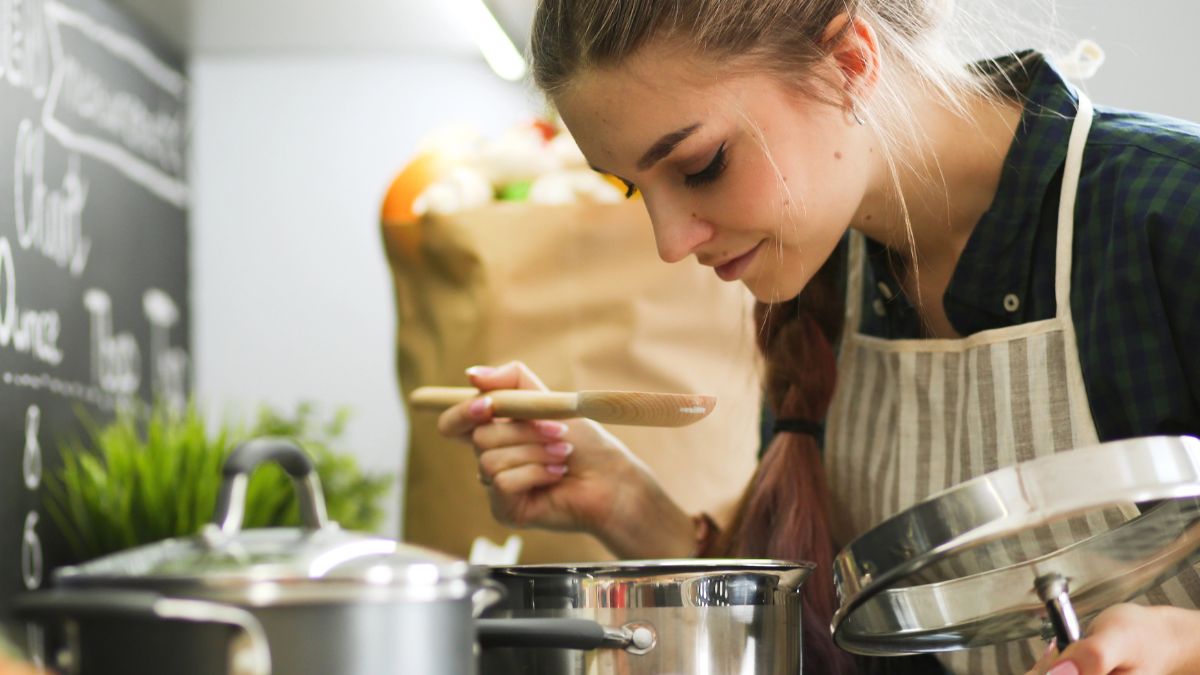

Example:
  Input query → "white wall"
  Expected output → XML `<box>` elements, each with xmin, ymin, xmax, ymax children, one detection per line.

<box><xmin>995</xmin><ymin>0</ymin><xmax>1200</xmax><ymax>121</ymax></box>
<box><xmin>189</xmin><ymin>56</ymin><xmax>535</xmax><ymax>536</ymax></box>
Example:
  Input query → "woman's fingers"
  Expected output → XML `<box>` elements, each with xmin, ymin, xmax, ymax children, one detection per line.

<box><xmin>484</xmin><ymin>454</ymin><xmax>570</xmax><ymax>496</ymax></box>
<box><xmin>467</xmin><ymin>361</ymin><xmax>550</xmax><ymax>392</ymax></box>
<box><xmin>440</xmin><ymin>361</ymin><xmax>553</xmax><ymax>441</ymax></box>
<box><xmin>472</xmin><ymin>419</ymin><xmax>569</xmax><ymax>453</ymax></box>
<box><xmin>1025</xmin><ymin>642</ymin><xmax>1058</xmax><ymax>675</ymax></box>
<box><xmin>478</xmin><ymin>443</ymin><xmax>572</xmax><ymax>484</ymax></box>
<box><xmin>437</xmin><ymin>393</ymin><xmax>494</xmax><ymax>440</ymax></box>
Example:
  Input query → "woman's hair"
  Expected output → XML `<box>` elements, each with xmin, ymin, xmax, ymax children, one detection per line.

<box><xmin>530</xmin><ymin>0</ymin><xmax>1033</xmax><ymax>671</ymax></box>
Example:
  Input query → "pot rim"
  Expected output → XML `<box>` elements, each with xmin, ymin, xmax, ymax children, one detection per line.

<box><xmin>489</xmin><ymin>558</ymin><xmax>816</xmax><ymax>574</ymax></box>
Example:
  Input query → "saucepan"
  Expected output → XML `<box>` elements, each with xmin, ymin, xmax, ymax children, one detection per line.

<box><xmin>477</xmin><ymin>559</ymin><xmax>814</xmax><ymax>674</ymax></box>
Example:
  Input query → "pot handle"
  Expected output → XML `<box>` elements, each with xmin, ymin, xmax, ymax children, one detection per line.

<box><xmin>213</xmin><ymin>437</ymin><xmax>330</xmax><ymax>535</ymax></box>
<box><xmin>476</xmin><ymin>618</ymin><xmax>656</xmax><ymax>654</ymax></box>
<box><xmin>14</xmin><ymin>589</ymin><xmax>272</xmax><ymax>675</ymax></box>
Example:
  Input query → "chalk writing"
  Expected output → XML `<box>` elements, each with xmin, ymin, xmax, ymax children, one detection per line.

<box><xmin>0</xmin><ymin>0</ymin><xmax>50</xmax><ymax>98</ymax></box>
<box><xmin>21</xmin><ymin>511</ymin><xmax>42</xmax><ymax>590</ymax></box>
<box><xmin>83</xmin><ymin>287</ymin><xmax>140</xmax><ymax>395</ymax></box>
<box><xmin>0</xmin><ymin>237</ymin><xmax>63</xmax><ymax>365</ymax></box>
<box><xmin>43</xmin><ymin>0</ymin><xmax>188</xmax><ymax>207</ymax></box>
<box><xmin>22</xmin><ymin>403</ymin><xmax>40</xmax><ymax>489</ymax></box>
<box><xmin>4</xmin><ymin>370</ymin><xmax>116</xmax><ymax>409</ymax></box>
<box><xmin>14</xmin><ymin>119</ymin><xmax>91</xmax><ymax>276</ymax></box>
<box><xmin>143</xmin><ymin>288</ymin><xmax>186</xmax><ymax>410</ymax></box>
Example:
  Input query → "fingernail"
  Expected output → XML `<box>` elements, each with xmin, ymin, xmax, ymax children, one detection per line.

<box><xmin>545</xmin><ymin>442</ymin><xmax>574</xmax><ymax>458</ymax></box>
<box><xmin>534</xmin><ymin>421</ymin><xmax>568</xmax><ymax>439</ymax></box>
<box><xmin>546</xmin><ymin>464</ymin><xmax>568</xmax><ymax>476</ymax></box>
<box><xmin>1047</xmin><ymin>661</ymin><xmax>1079</xmax><ymax>675</ymax></box>
<box><xmin>466</xmin><ymin>366</ymin><xmax>495</xmax><ymax>378</ymax></box>
<box><xmin>1043</xmin><ymin>642</ymin><xmax>1056</xmax><ymax>659</ymax></box>
<box><xmin>468</xmin><ymin>396</ymin><xmax>492</xmax><ymax>419</ymax></box>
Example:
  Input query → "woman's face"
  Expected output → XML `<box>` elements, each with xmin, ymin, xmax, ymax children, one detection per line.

<box><xmin>555</xmin><ymin>48</ymin><xmax>875</xmax><ymax>303</ymax></box>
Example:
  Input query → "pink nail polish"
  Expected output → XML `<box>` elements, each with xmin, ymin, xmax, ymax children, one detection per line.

<box><xmin>468</xmin><ymin>396</ymin><xmax>492</xmax><ymax>418</ymax></box>
<box><xmin>546</xmin><ymin>464</ymin><xmax>568</xmax><ymax>476</ymax></box>
<box><xmin>534</xmin><ymin>420</ymin><xmax>568</xmax><ymax>439</ymax></box>
<box><xmin>545</xmin><ymin>442</ymin><xmax>574</xmax><ymax>458</ymax></box>
<box><xmin>1047</xmin><ymin>661</ymin><xmax>1079</xmax><ymax>675</ymax></box>
<box><xmin>466</xmin><ymin>366</ymin><xmax>495</xmax><ymax>377</ymax></box>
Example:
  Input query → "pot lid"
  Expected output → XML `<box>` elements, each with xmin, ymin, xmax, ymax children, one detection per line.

<box><xmin>56</xmin><ymin>526</ymin><xmax>473</xmax><ymax>586</ymax></box>
<box><xmin>831</xmin><ymin>436</ymin><xmax>1200</xmax><ymax>656</ymax></box>
<box><xmin>55</xmin><ymin>439</ymin><xmax>480</xmax><ymax>604</ymax></box>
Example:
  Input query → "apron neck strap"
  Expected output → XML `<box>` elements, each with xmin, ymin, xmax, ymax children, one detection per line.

<box><xmin>1054</xmin><ymin>93</ymin><xmax>1095</xmax><ymax>319</ymax></box>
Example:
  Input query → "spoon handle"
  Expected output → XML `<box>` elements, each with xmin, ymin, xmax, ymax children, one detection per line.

<box><xmin>410</xmin><ymin>387</ymin><xmax>580</xmax><ymax>419</ymax></box>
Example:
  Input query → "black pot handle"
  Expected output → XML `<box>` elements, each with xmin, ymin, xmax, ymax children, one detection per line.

<box><xmin>212</xmin><ymin>437</ymin><xmax>330</xmax><ymax>536</ymax></box>
<box><xmin>476</xmin><ymin>618</ymin><xmax>656</xmax><ymax>654</ymax></box>
<box><xmin>223</xmin><ymin>437</ymin><xmax>315</xmax><ymax>478</ymax></box>
<box><xmin>15</xmin><ymin>589</ymin><xmax>272</xmax><ymax>675</ymax></box>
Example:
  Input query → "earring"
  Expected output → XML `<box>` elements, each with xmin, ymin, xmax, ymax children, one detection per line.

<box><xmin>852</xmin><ymin>103</ymin><xmax>866</xmax><ymax>126</ymax></box>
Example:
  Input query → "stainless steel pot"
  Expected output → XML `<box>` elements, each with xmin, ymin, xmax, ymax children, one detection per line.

<box><xmin>17</xmin><ymin>438</ymin><xmax>487</xmax><ymax>675</ymax></box>
<box><xmin>479</xmin><ymin>560</ymin><xmax>814</xmax><ymax>674</ymax></box>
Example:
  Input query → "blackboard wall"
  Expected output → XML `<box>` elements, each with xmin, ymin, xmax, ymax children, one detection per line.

<box><xmin>0</xmin><ymin>0</ymin><xmax>188</xmax><ymax>665</ymax></box>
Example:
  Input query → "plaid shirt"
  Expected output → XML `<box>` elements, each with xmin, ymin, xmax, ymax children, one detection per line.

<box><xmin>857</xmin><ymin>52</ymin><xmax>1200</xmax><ymax>443</ymax></box>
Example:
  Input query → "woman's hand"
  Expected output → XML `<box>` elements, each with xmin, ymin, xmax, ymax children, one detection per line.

<box><xmin>1025</xmin><ymin>603</ymin><xmax>1200</xmax><ymax>674</ymax></box>
<box><xmin>436</xmin><ymin>361</ymin><xmax>695</xmax><ymax>559</ymax></box>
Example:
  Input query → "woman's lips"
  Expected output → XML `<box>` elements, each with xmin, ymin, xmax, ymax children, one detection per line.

<box><xmin>714</xmin><ymin>241</ymin><xmax>764</xmax><ymax>282</ymax></box>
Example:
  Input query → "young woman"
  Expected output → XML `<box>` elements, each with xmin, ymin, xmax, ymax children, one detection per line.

<box><xmin>437</xmin><ymin>1</ymin><xmax>1200</xmax><ymax>672</ymax></box>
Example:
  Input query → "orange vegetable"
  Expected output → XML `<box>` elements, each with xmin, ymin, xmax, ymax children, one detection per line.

<box><xmin>381</xmin><ymin>151</ymin><xmax>448</xmax><ymax>258</ymax></box>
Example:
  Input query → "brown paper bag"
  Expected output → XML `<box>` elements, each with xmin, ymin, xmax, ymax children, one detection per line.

<box><xmin>382</xmin><ymin>200</ymin><xmax>762</xmax><ymax>562</ymax></box>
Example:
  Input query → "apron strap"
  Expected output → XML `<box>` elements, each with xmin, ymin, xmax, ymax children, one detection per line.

<box><xmin>1055</xmin><ymin>93</ymin><xmax>1094</xmax><ymax>319</ymax></box>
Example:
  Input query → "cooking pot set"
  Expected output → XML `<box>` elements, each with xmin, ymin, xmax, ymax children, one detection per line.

<box><xmin>16</xmin><ymin>438</ymin><xmax>814</xmax><ymax>675</ymax></box>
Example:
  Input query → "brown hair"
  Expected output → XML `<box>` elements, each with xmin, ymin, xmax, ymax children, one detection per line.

<box><xmin>530</xmin><ymin>0</ymin><xmax>1017</xmax><ymax>671</ymax></box>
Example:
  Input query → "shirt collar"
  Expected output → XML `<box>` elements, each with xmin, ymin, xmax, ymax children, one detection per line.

<box><xmin>941</xmin><ymin>51</ymin><xmax>1084</xmax><ymax>331</ymax></box>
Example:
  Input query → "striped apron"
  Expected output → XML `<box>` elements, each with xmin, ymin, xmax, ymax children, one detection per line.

<box><xmin>824</xmin><ymin>94</ymin><xmax>1200</xmax><ymax>674</ymax></box>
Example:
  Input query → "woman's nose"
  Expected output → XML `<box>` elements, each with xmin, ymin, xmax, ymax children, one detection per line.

<box><xmin>644</xmin><ymin>196</ymin><xmax>714</xmax><ymax>264</ymax></box>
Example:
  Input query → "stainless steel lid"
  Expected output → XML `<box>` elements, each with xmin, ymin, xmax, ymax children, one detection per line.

<box><xmin>831</xmin><ymin>436</ymin><xmax>1200</xmax><ymax>655</ymax></box>
<box><xmin>55</xmin><ymin>438</ymin><xmax>481</xmax><ymax>605</ymax></box>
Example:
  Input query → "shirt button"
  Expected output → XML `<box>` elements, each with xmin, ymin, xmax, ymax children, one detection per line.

<box><xmin>873</xmin><ymin>298</ymin><xmax>887</xmax><ymax>317</ymax></box>
<box><xmin>876</xmin><ymin>282</ymin><xmax>894</xmax><ymax>300</ymax></box>
<box><xmin>1003</xmin><ymin>293</ymin><xmax>1020</xmax><ymax>313</ymax></box>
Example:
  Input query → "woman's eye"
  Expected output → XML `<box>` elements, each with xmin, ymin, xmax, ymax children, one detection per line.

<box><xmin>684</xmin><ymin>144</ymin><xmax>727</xmax><ymax>188</ymax></box>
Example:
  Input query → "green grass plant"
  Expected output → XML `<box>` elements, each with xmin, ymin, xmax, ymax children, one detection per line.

<box><xmin>44</xmin><ymin>401</ymin><xmax>393</xmax><ymax>562</ymax></box>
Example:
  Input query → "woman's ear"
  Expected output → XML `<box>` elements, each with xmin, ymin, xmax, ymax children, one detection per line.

<box><xmin>821</xmin><ymin>13</ymin><xmax>882</xmax><ymax>119</ymax></box>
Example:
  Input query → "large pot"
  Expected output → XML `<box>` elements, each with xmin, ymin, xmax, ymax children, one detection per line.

<box><xmin>16</xmin><ymin>438</ymin><xmax>489</xmax><ymax>675</ymax></box>
<box><xmin>479</xmin><ymin>559</ymin><xmax>814</xmax><ymax>674</ymax></box>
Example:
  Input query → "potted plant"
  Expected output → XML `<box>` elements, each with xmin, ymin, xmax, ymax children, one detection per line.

<box><xmin>44</xmin><ymin>401</ymin><xmax>393</xmax><ymax>562</ymax></box>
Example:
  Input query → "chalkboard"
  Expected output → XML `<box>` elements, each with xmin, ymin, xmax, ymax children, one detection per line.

<box><xmin>0</xmin><ymin>0</ymin><xmax>188</xmax><ymax>665</ymax></box>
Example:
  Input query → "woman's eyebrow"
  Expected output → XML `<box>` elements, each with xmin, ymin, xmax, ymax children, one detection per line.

<box><xmin>637</xmin><ymin>123</ymin><xmax>701</xmax><ymax>170</ymax></box>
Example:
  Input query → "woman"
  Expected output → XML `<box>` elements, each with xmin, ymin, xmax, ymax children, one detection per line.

<box><xmin>437</xmin><ymin>1</ymin><xmax>1200</xmax><ymax>672</ymax></box>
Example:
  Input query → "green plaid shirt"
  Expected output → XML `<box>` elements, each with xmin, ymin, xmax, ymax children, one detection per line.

<box><xmin>857</xmin><ymin>52</ymin><xmax>1200</xmax><ymax>442</ymax></box>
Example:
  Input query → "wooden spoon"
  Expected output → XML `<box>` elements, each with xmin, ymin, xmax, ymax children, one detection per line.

<box><xmin>409</xmin><ymin>387</ymin><xmax>717</xmax><ymax>427</ymax></box>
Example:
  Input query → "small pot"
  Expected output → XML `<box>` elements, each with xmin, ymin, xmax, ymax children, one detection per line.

<box><xmin>479</xmin><ymin>559</ymin><xmax>814</xmax><ymax>674</ymax></box>
<box><xmin>16</xmin><ymin>438</ymin><xmax>671</xmax><ymax>675</ymax></box>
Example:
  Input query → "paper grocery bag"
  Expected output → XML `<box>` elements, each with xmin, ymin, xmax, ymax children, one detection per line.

<box><xmin>382</xmin><ymin>200</ymin><xmax>763</xmax><ymax>562</ymax></box>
